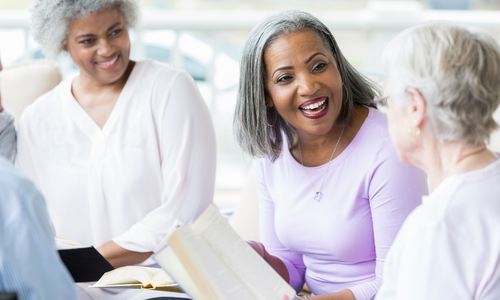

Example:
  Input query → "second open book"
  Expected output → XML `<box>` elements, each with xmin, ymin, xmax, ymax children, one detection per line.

<box><xmin>154</xmin><ymin>204</ymin><xmax>296</xmax><ymax>300</ymax></box>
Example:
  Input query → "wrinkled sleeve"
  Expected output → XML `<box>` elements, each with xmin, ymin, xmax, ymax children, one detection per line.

<box><xmin>349</xmin><ymin>137</ymin><xmax>427</xmax><ymax>300</ymax></box>
<box><xmin>113</xmin><ymin>70</ymin><xmax>217</xmax><ymax>252</ymax></box>
<box><xmin>0</xmin><ymin>108</ymin><xmax>17</xmax><ymax>162</ymax></box>
<box><xmin>0</xmin><ymin>176</ymin><xmax>77</xmax><ymax>300</ymax></box>
<box><xmin>254</xmin><ymin>158</ymin><xmax>307</xmax><ymax>292</ymax></box>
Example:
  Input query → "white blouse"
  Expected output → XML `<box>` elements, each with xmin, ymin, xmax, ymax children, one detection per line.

<box><xmin>377</xmin><ymin>158</ymin><xmax>500</xmax><ymax>300</ymax></box>
<box><xmin>16</xmin><ymin>60</ymin><xmax>216</xmax><ymax>254</ymax></box>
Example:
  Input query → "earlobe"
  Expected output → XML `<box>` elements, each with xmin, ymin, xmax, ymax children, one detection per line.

<box><xmin>265</xmin><ymin>94</ymin><xmax>274</xmax><ymax>108</ymax></box>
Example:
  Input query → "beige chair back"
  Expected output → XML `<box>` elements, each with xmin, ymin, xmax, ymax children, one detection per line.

<box><xmin>0</xmin><ymin>60</ymin><xmax>62</xmax><ymax>125</ymax></box>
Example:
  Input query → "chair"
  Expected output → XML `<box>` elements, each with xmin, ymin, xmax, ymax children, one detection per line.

<box><xmin>0</xmin><ymin>60</ymin><xmax>62</xmax><ymax>125</ymax></box>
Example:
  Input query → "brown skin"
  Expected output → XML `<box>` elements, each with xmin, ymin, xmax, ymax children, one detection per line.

<box><xmin>64</xmin><ymin>8</ymin><xmax>152</xmax><ymax>267</ymax></box>
<box><xmin>264</xmin><ymin>29</ymin><xmax>367</xmax><ymax>300</ymax></box>
<box><xmin>265</xmin><ymin>29</ymin><xmax>367</xmax><ymax>169</ymax></box>
<box><xmin>64</xmin><ymin>7</ymin><xmax>134</xmax><ymax>129</ymax></box>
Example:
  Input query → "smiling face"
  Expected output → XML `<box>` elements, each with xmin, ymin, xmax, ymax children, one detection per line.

<box><xmin>64</xmin><ymin>7</ymin><xmax>131</xmax><ymax>85</ymax></box>
<box><xmin>264</xmin><ymin>29</ymin><xmax>343</xmax><ymax>138</ymax></box>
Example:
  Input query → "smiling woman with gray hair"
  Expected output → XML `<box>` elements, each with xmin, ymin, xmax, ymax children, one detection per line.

<box><xmin>376</xmin><ymin>22</ymin><xmax>500</xmax><ymax>299</ymax></box>
<box><xmin>17</xmin><ymin>1</ymin><xmax>216</xmax><ymax>298</ymax></box>
<box><xmin>235</xmin><ymin>10</ymin><xmax>428</xmax><ymax>300</ymax></box>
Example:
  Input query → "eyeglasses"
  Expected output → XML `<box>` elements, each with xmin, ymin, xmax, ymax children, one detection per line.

<box><xmin>373</xmin><ymin>95</ymin><xmax>389</xmax><ymax>108</ymax></box>
<box><xmin>374</xmin><ymin>89</ymin><xmax>414</xmax><ymax>108</ymax></box>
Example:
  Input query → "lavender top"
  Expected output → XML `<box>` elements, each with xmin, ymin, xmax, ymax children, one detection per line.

<box><xmin>254</xmin><ymin>107</ymin><xmax>428</xmax><ymax>300</ymax></box>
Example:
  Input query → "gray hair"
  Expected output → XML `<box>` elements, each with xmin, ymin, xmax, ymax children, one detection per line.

<box><xmin>382</xmin><ymin>22</ymin><xmax>500</xmax><ymax>145</ymax></box>
<box><xmin>234</xmin><ymin>10</ymin><xmax>380</xmax><ymax>161</ymax></box>
<box><xmin>30</xmin><ymin>0</ymin><xmax>140</xmax><ymax>58</ymax></box>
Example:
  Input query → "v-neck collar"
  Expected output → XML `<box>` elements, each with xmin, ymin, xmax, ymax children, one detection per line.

<box><xmin>61</xmin><ymin>61</ymin><xmax>146</xmax><ymax>139</ymax></box>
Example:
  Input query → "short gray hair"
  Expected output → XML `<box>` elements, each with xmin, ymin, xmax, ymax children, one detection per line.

<box><xmin>30</xmin><ymin>0</ymin><xmax>140</xmax><ymax>58</ymax></box>
<box><xmin>234</xmin><ymin>10</ymin><xmax>380</xmax><ymax>160</ymax></box>
<box><xmin>382</xmin><ymin>22</ymin><xmax>500</xmax><ymax>145</ymax></box>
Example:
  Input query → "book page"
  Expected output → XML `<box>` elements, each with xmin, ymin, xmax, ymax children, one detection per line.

<box><xmin>92</xmin><ymin>266</ymin><xmax>156</xmax><ymax>286</ymax></box>
<box><xmin>192</xmin><ymin>205</ymin><xmax>295</xmax><ymax>300</ymax></box>
<box><xmin>154</xmin><ymin>246</ymin><xmax>206</xmax><ymax>300</ymax></box>
<box><xmin>55</xmin><ymin>237</ymin><xmax>86</xmax><ymax>250</ymax></box>
<box><xmin>151</xmin><ymin>269</ymin><xmax>176</xmax><ymax>287</ymax></box>
<box><xmin>168</xmin><ymin>226</ymin><xmax>255</xmax><ymax>300</ymax></box>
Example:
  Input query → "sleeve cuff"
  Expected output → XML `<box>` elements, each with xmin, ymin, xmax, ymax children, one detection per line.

<box><xmin>112</xmin><ymin>222</ymin><xmax>162</xmax><ymax>253</ymax></box>
<box><xmin>348</xmin><ymin>280</ymin><xmax>380</xmax><ymax>300</ymax></box>
<box><xmin>112</xmin><ymin>219</ymin><xmax>185</xmax><ymax>253</ymax></box>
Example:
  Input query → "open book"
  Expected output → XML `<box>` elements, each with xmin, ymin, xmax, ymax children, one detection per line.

<box><xmin>154</xmin><ymin>204</ymin><xmax>296</xmax><ymax>300</ymax></box>
<box><xmin>90</xmin><ymin>266</ymin><xmax>182</xmax><ymax>293</ymax></box>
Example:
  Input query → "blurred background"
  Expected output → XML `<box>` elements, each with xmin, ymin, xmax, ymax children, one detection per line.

<box><xmin>0</xmin><ymin>0</ymin><xmax>499</xmax><ymax>210</ymax></box>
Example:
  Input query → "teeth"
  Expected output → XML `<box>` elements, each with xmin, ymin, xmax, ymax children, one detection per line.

<box><xmin>96</xmin><ymin>55</ymin><xmax>118</xmax><ymax>66</ymax></box>
<box><xmin>301</xmin><ymin>101</ymin><xmax>327</xmax><ymax>114</ymax></box>
<box><xmin>302</xmin><ymin>100</ymin><xmax>326</xmax><ymax>110</ymax></box>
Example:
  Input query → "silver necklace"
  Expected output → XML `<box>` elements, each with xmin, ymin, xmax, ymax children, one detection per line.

<box><xmin>298</xmin><ymin>126</ymin><xmax>345</xmax><ymax>202</ymax></box>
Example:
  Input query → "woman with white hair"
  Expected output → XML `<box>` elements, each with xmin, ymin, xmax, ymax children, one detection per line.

<box><xmin>17</xmin><ymin>0</ymin><xmax>216</xmax><ymax>297</ymax></box>
<box><xmin>235</xmin><ymin>10</ymin><xmax>428</xmax><ymax>300</ymax></box>
<box><xmin>376</xmin><ymin>22</ymin><xmax>500</xmax><ymax>299</ymax></box>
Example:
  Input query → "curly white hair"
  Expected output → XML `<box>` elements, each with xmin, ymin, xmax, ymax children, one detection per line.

<box><xmin>30</xmin><ymin>0</ymin><xmax>139</xmax><ymax>58</ymax></box>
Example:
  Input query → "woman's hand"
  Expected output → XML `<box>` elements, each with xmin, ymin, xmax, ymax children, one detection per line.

<box><xmin>247</xmin><ymin>240</ymin><xmax>290</xmax><ymax>282</ymax></box>
<box><xmin>97</xmin><ymin>240</ymin><xmax>153</xmax><ymax>268</ymax></box>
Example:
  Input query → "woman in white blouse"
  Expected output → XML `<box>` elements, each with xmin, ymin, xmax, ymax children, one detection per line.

<box><xmin>375</xmin><ymin>22</ymin><xmax>500</xmax><ymax>299</ymax></box>
<box><xmin>19</xmin><ymin>0</ymin><xmax>215</xmax><ymax>279</ymax></box>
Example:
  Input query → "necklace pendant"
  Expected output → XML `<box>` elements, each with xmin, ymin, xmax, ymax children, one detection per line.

<box><xmin>314</xmin><ymin>192</ymin><xmax>322</xmax><ymax>202</ymax></box>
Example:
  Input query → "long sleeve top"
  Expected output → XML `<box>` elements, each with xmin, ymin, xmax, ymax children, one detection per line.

<box><xmin>15</xmin><ymin>60</ymin><xmax>216</xmax><ymax>255</ymax></box>
<box><xmin>0</xmin><ymin>109</ymin><xmax>16</xmax><ymax>162</ymax></box>
<box><xmin>376</xmin><ymin>157</ymin><xmax>500</xmax><ymax>300</ymax></box>
<box><xmin>0</xmin><ymin>156</ymin><xmax>77</xmax><ymax>300</ymax></box>
<box><xmin>254</xmin><ymin>107</ymin><xmax>428</xmax><ymax>300</ymax></box>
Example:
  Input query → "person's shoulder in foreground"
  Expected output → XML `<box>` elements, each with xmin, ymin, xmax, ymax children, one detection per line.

<box><xmin>377</xmin><ymin>158</ymin><xmax>500</xmax><ymax>300</ymax></box>
<box><xmin>0</xmin><ymin>156</ymin><xmax>77</xmax><ymax>300</ymax></box>
<box><xmin>0</xmin><ymin>109</ymin><xmax>16</xmax><ymax>162</ymax></box>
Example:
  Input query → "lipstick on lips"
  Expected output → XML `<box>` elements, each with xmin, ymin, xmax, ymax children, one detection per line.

<box><xmin>299</xmin><ymin>97</ymin><xmax>329</xmax><ymax>119</ymax></box>
<box><xmin>95</xmin><ymin>54</ymin><xmax>120</xmax><ymax>70</ymax></box>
